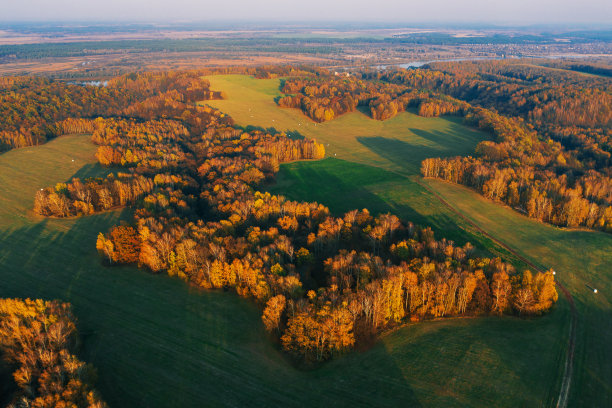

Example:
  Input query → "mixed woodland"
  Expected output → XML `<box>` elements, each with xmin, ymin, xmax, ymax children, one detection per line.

<box><xmin>0</xmin><ymin>65</ymin><xmax>312</xmax><ymax>152</ymax></box>
<box><xmin>0</xmin><ymin>298</ymin><xmax>106</xmax><ymax>408</ymax></box>
<box><xmin>28</xmin><ymin>67</ymin><xmax>558</xmax><ymax>365</ymax></box>
<box><xmin>1</xmin><ymin>61</ymin><xmax>583</xmax><ymax>402</ymax></box>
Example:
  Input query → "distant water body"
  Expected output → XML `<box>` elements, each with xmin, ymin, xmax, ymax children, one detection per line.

<box><xmin>374</xmin><ymin>54</ymin><xmax>597</xmax><ymax>70</ymax></box>
<box><xmin>373</xmin><ymin>56</ymin><xmax>510</xmax><ymax>70</ymax></box>
<box><xmin>68</xmin><ymin>80</ymin><xmax>108</xmax><ymax>87</ymax></box>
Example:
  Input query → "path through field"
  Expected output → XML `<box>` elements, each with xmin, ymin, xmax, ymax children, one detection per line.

<box><xmin>417</xmin><ymin>179</ymin><xmax>577</xmax><ymax>408</ymax></box>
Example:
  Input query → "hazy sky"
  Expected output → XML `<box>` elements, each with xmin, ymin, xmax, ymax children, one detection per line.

<box><xmin>2</xmin><ymin>0</ymin><xmax>611</xmax><ymax>25</ymax></box>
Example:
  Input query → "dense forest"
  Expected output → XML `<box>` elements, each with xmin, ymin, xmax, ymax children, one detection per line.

<box><xmin>30</xmin><ymin>67</ymin><xmax>558</xmax><ymax>364</ymax></box>
<box><xmin>277</xmin><ymin>75</ymin><xmax>458</xmax><ymax>122</ymax></box>
<box><xmin>277</xmin><ymin>62</ymin><xmax>612</xmax><ymax>232</ymax></box>
<box><xmin>0</xmin><ymin>65</ymin><xmax>314</xmax><ymax>153</ymax></box>
<box><xmin>0</xmin><ymin>298</ymin><xmax>106</xmax><ymax>407</ymax></box>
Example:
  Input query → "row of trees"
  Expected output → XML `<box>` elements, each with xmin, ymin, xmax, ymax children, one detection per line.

<box><xmin>422</xmin><ymin>156</ymin><xmax>612</xmax><ymax>229</ymax></box>
<box><xmin>0</xmin><ymin>298</ymin><xmax>106</xmax><ymax>407</ymax></box>
<box><xmin>34</xmin><ymin>174</ymin><xmax>155</xmax><ymax>217</ymax></box>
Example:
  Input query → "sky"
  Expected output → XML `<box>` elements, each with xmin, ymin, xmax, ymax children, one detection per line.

<box><xmin>1</xmin><ymin>0</ymin><xmax>611</xmax><ymax>25</ymax></box>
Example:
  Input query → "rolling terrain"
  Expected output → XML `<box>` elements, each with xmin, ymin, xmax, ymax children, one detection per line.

<box><xmin>0</xmin><ymin>73</ymin><xmax>608</xmax><ymax>407</ymax></box>
<box><xmin>205</xmin><ymin>74</ymin><xmax>612</xmax><ymax>407</ymax></box>
<box><xmin>0</xmin><ymin>122</ymin><xmax>564</xmax><ymax>407</ymax></box>
<box><xmin>203</xmin><ymin>74</ymin><xmax>485</xmax><ymax>175</ymax></box>
<box><xmin>0</xmin><ymin>121</ymin><xmax>562</xmax><ymax>407</ymax></box>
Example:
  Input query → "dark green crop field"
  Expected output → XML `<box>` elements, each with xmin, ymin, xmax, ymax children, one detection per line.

<box><xmin>0</xmin><ymin>134</ymin><xmax>565</xmax><ymax>407</ymax></box>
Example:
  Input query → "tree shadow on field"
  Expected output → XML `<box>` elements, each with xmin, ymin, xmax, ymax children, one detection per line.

<box><xmin>241</xmin><ymin>124</ymin><xmax>282</xmax><ymax>135</ymax></box>
<box><xmin>356</xmin><ymin>123</ymin><xmax>483</xmax><ymax>174</ymax></box>
<box><xmin>409</xmin><ymin>126</ymin><xmax>483</xmax><ymax>154</ymax></box>
<box><xmin>284</xmin><ymin>129</ymin><xmax>305</xmax><ymax>140</ymax></box>
<box><xmin>269</xmin><ymin>159</ymin><xmax>399</xmax><ymax>216</ymax></box>
<box><xmin>71</xmin><ymin>163</ymin><xmax>116</xmax><ymax>180</ymax></box>
<box><xmin>0</xmin><ymin>209</ymin><xmax>132</xmax><ymax>302</ymax></box>
<box><xmin>356</xmin><ymin>105</ymin><xmax>373</xmax><ymax>117</ymax></box>
<box><xmin>269</xmin><ymin>159</ymin><xmax>490</xmax><ymax>252</ymax></box>
<box><xmin>310</xmin><ymin>343</ymin><xmax>425</xmax><ymax>407</ymax></box>
<box><xmin>356</xmin><ymin>135</ymin><xmax>443</xmax><ymax>175</ymax></box>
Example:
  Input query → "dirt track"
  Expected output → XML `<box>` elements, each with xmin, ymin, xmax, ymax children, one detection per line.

<box><xmin>417</xmin><ymin>178</ymin><xmax>577</xmax><ymax>408</ymax></box>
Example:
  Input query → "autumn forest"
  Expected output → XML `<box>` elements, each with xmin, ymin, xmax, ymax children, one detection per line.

<box><xmin>1</xmin><ymin>54</ymin><xmax>610</xmax><ymax>407</ymax></box>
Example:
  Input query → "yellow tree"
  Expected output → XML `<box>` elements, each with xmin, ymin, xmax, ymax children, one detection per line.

<box><xmin>491</xmin><ymin>271</ymin><xmax>511</xmax><ymax>315</ymax></box>
<box><xmin>262</xmin><ymin>295</ymin><xmax>286</xmax><ymax>334</ymax></box>
<box><xmin>95</xmin><ymin>233</ymin><xmax>115</xmax><ymax>264</ymax></box>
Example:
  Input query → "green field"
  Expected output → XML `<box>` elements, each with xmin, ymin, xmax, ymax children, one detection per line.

<box><xmin>0</xmin><ymin>74</ymin><xmax>608</xmax><ymax>407</ymax></box>
<box><xmin>206</xmin><ymin>74</ymin><xmax>612</xmax><ymax>407</ymax></box>
<box><xmin>204</xmin><ymin>74</ymin><xmax>485</xmax><ymax>175</ymax></box>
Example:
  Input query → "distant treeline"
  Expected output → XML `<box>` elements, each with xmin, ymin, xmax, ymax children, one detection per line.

<box><xmin>542</xmin><ymin>61</ymin><xmax>612</xmax><ymax>78</ymax></box>
<box><xmin>0</xmin><ymin>39</ymin><xmax>340</xmax><ymax>60</ymax></box>
<box><xmin>2</xmin><ymin>29</ymin><xmax>610</xmax><ymax>62</ymax></box>
<box><xmin>389</xmin><ymin>33</ymin><xmax>557</xmax><ymax>45</ymax></box>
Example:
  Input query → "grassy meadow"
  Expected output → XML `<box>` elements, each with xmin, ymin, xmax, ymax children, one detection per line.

<box><xmin>425</xmin><ymin>179</ymin><xmax>612</xmax><ymax>407</ymax></box>
<box><xmin>204</xmin><ymin>74</ymin><xmax>485</xmax><ymax>175</ymax></box>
